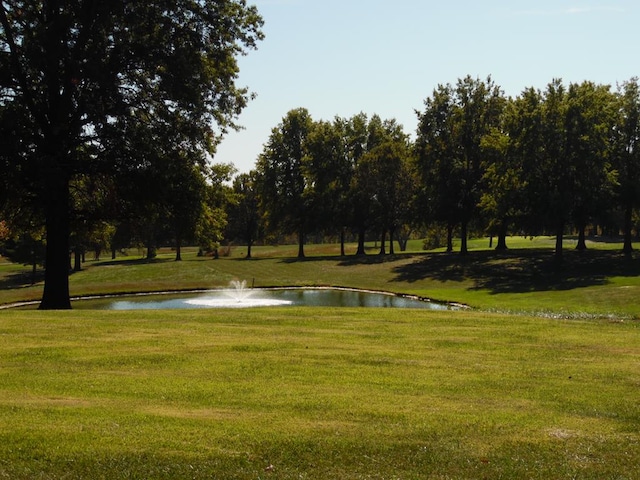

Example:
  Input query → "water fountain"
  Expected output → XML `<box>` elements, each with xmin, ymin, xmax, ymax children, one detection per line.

<box><xmin>183</xmin><ymin>280</ymin><xmax>293</xmax><ymax>308</ymax></box>
<box><xmin>227</xmin><ymin>280</ymin><xmax>251</xmax><ymax>302</ymax></box>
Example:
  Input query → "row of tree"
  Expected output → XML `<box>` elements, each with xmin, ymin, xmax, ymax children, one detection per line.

<box><xmin>2</xmin><ymin>75</ymin><xmax>640</xmax><ymax>289</ymax></box>
<box><xmin>251</xmin><ymin>75</ymin><xmax>640</xmax><ymax>261</ymax></box>
<box><xmin>255</xmin><ymin>109</ymin><xmax>414</xmax><ymax>258</ymax></box>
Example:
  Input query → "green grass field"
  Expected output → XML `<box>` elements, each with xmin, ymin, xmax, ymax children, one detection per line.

<box><xmin>2</xmin><ymin>309</ymin><xmax>639</xmax><ymax>479</ymax></box>
<box><xmin>1</xmin><ymin>237</ymin><xmax>639</xmax><ymax>478</ymax></box>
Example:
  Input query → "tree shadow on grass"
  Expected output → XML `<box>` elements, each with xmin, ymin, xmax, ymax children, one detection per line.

<box><xmin>278</xmin><ymin>253</ymin><xmax>401</xmax><ymax>265</ymax></box>
<box><xmin>0</xmin><ymin>270</ymin><xmax>44</xmax><ymax>290</ymax></box>
<box><xmin>89</xmin><ymin>257</ymin><xmax>174</xmax><ymax>268</ymax></box>
<box><xmin>392</xmin><ymin>249</ymin><xmax>640</xmax><ymax>294</ymax></box>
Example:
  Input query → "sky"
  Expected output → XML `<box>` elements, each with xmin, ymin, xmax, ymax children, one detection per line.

<box><xmin>215</xmin><ymin>0</ymin><xmax>639</xmax><ymax>173</ymax></box>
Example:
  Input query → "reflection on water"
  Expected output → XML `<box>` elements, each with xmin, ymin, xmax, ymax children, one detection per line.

<box><xmin>75</xmin><ymin>288</ymin><xmax>453</xmax><ymax>310</ymax></box>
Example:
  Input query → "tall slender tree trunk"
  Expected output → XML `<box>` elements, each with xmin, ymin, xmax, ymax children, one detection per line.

<box><xmin>623</xmin><ymin>204</ymin><xmax>634</xmax><ymax>255</ymax></box>
<box><xmin>340</xmin><ymin>227</ymin><xmax>346</xmax><ymax>256</ymax></box>
<box><xmin>379</xmin><ymin>230</ymin><xmax>386</xmax><ymax>255</ymax></box>
<box><xmin>575</xmin><ymin>222</ymin><xmax>587</xmax><ymax>251</ymax></box>
<box><xmin>175</xmin><ymin>236</ymin><xmax>182</xmax><ymax>261</ymax></box>
<box><xmin>460</xmin><ymin>221</ymin><xmax>468</xmax><ymax>255</ymax></box>
<box><xmin>297</xmin><ymin>227</ymin><xmax>305</xmax><ymax>258</ymax></box>
<box><xmin>31</xmin><ymin>259</ymin><xmax>37</xmax><ymax>286</ymax></box>
<box><xmin>555</xmin><ymin>221</ymin><xmax>564</xmax><ymax>262</ymax></box>
<box><xmin>389</xmin><ymin>225</ymin><xmax>396</xmax><ymax>255</ymax></box>
<box><xmin>40</xmin><ymin>169</ymin><xmax>72</xmax><ymax>310</ymax></box>
<box><xmin>446</xmin><ymin>224</ymin><xmax>454</xmax><ymax>253</ymax></box>
<box><xmin>73</xmin><ymin>248</ymin><xmax>82</xmax><ymax>271</ymax></box>
<box><xmin>356</xmin><ymin>226</ymin><xmax>366</xmax><ymax>255</ymax></box>
<box><xmin>244</xmin><ymin>227</ymin><xmax>254</xmax><ymax>259</ymax></box>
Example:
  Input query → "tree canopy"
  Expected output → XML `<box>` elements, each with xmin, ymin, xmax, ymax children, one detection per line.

<box><xmin>0</xmin><ymin>1</ymin><xmax>263</xmax><ymax>308</ymax></box>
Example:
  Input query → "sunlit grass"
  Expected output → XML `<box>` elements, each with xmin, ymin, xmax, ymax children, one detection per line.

<box><xmin>1</xmin><ymin>308</ymin><xmax>639</xmax><ymax>478</ymax></box>
<box><xmin>1</xmin><ymin>237</ymin><xmax>639</xmax><ymax>477</ymax></box>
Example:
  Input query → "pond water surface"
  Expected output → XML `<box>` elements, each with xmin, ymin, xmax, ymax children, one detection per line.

<box><xmin>74</xmin><ymin>288</ymin><xmax>453</xmax><ymax>310</ymax></box>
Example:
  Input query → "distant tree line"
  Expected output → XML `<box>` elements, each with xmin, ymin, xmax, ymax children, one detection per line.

<box><xmin>252</xmin><ymin>76</ymin><xmax>640</xmax><ymax>260</ymax></box>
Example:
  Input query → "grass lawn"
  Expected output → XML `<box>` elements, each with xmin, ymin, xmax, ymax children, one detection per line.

<box><xmin>1</xmin><ymin>236</ymin><xmax>639</xmax><ymax>478</ymax></box>
<box><xmin>1</xmin><ymin>308</ymin><xmax>639</xmax><ymax>479</ymax></box>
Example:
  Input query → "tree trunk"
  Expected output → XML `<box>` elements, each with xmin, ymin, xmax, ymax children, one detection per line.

<box><xmin>446</xmin><ymin>224</ymin><xmax>454</xmax><ymax>253</ymax></box>
<box><xmin>397</xmin><ymin>231</ymin><xmax>408</xmax><ymax>252</ymax></box>
<box><xmin>30</xmin><ymin>252</ymin><xmax>37</xmax><ymax>285</ymax></box>
<box><xmin>244</xmin><ymin>227</ymin><xmax>254</xmax><ymax>259</ymax></box>
<box><xmin>555</xmin><ymin>221</ymin><xmax>564</xmax><ymax>262</ymax></box>
<box><xmin>39</xmin><ymin>171</ymin><xmax>72</xmax><ymax>310</ymax></box>
<box><xmin>623</xmin><ymin>204</ymin><xmax>633</xmax><ymax>255</ymax></box>
<box><xmin>389</xmin><ymin>226</ymin><xmax>396</xmax><ymax>255</ymax></box>
<box><xmin>356</xmin><ymin>227</ymin><xmax>366</xmax><ymax>255</ymax></box>
<box><xmin>460</xmin><ymin>221</ymin><xmax>468</xmax><ymax>255</ymax></box>
<box><xmin>495</xmin><ymin>219</ymin><xmax>508</xmax><ymax>251</ymax></box>
<box><xmin>379</xmin><ymin>230</ymin><xmax>386</xmax><ymax>255</ymax></box>
<box><xmin>73</xmin><ymin>248</ymin><xmax>82</xmax><ymax>272</ymax></box>
<box><xmin>575</xmin><ymin>222</ymin><xmax>587</xmax><ymax>251</ymax></box>
<box><xmin>111</xmin><ymin>247</ymin><xmax>116</xmax><ymax>260</ymax></box>
<box><xmin>297</xmin><ymin>227</ymin><xmax>305</xmax><ymax>258</ymax></box>
<box><xmin>340</xmin><ymin>228</ymin><xmax>346</xmax><ymax>256</ymax></box>
<box><xmin>175</xmin><ymin>238</ymin><xmax>182</xmax><ymax>261</ymax></box>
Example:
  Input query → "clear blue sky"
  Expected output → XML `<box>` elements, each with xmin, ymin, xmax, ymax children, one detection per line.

<box><xmin>215</xmin><ymin>0</ymin><xmax>639</xmax><ymax>173</ymax></box>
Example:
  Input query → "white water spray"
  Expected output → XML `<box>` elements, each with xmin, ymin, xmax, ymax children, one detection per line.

<box><xmin>184</xmin><ymin>280</ymin><xmax>292</xmax><ymax>308</ymax></box>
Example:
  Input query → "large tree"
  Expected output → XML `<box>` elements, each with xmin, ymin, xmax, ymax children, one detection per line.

<box><xmin>0</xmin><ymin>1</ymin><xmax>263</xmax><ymax>308</ymax></box>
<box><xmin>342</xmin><ymin>113</ymin><xmax>370</xmax><ymax>255</ymax></box>
<box><xmin>415</xmin><ymin>83</ymin><xmax>459</xmax><ymax>252</ymax></box>
<box><xmin>256</xmin><ymin>108</ymin><xmax>314</xmax><ymax>258</ymax></box>
<box><xmin>516</xmin><ymin>80</ymin><xmax>571</xmax><ymax>260</ymax></box>
<box><xmin>452</xmin><ymin>76</ymin><xmax>505</xmax><ymax>254</ymax></box>
<box><xmin>303</xmin><ymin>118</ymin><xmax>349</xmax><ymax>244</ymax></box>
<box><xmin>612</xmin><ymin>78</ymin><xmax>640</xmax><ymax>254</ymax></box>
<box><xmin>565</xmin><ymin>81</ymin><xmax>617</xmax><ymax>251</ymax></box>
<box><xmin>354</xmin><ymin>138</ymin><xmax>415</xmax><ymax>255</ymax></box>
<box><xmin>479</xmin><ymin>118</ymin><xmax>520</xmax><ymax>251</ymax></box>
<box><xmin>197</xmin><ymin>162</ymin><xmax>236</xmax><ymax>258</ymax></box>
<box><xmin>515</xmin><ymin>80</ymin><xmax>616</xmax><ymax>260</ymax></box>
<box><xmin>348</xmin><ymin>114</ymin><xmax>406</xmax><ymax>255</ymax></box>
<box><xmin>416</xmin><ymin>76</ymin><xmax>505</xmax><ymax>254</ymax></box>
<box><xmin>324</xmin><ymin>117</ymin><xmax>355</xmax><ymax>256</ymax></box>
<box><xmin>227</xmin><ymin>171</ymin><xmax>260</xmax><ymax>259</ymax></box>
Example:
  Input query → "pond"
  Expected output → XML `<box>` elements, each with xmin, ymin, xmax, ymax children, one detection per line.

<box><xmin>73</xmin><ymin>287</ymin><xmax>455</xmax><ymax>310</ymax></box>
